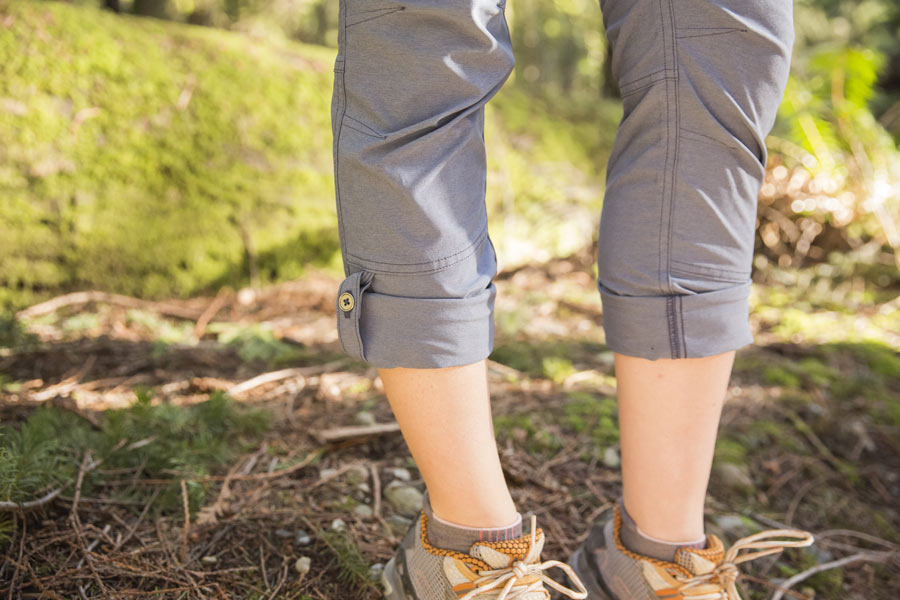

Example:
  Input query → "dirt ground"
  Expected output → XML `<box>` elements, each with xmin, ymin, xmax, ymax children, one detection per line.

<box><xmin>1</xmin><ymin>256</ymin><xmax>898</xmax><ymax>599</ymax></box>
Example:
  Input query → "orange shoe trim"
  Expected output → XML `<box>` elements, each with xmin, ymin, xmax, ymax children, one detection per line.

<box><xmin>611</xmin><ymin>505</ymin><xmax>693</xmax><ymax>579</ymax></box>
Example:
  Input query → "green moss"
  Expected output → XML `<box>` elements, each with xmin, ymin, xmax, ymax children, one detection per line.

<box><xmin>542</xmin><ymin>356</ymin><xmax>576</xmax><ymax>384</ymax></box>
<box><xmin>1</xmin><ymin>1</ymin><xmax>615</xmax><ymax>310</ymax></box>
<box><xmin>0</xmin><ymin>389</ymin><xmax>269</xmax><ymax>519</ymax></box>
<box><xmin>0</xmin><ymin>1</ymin><xmax>342</xmax><ymax>311</ymax></box>
<box><xmin>763</xmin><ymin>365</ymin><xmax>802</xmax><ymax>388</ymax></box>
<box><xmin>562</xmin><ymin>392</ymin><xmax>618</xmax><ymax>448</ymax></box>
<box><xmin>714</xmin><ymin>436</ymin><xmax>749</xmax><ymax>465</ymax></box>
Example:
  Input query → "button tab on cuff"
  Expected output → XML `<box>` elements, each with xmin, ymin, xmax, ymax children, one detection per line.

<box><xmin>335</xmin><ymin>270</ymin><xmax>373</xmax><ymax>361</ymax></box>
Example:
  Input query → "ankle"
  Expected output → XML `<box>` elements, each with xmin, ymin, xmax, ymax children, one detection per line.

<box><xmin>618</xmin><ymin>499</ymin><xmax>706</xmax><ymax>562</ymax></box>
<box><xmin>424</xmin><ymin>492</ymin><xmax>522</xmax><ymax>553</ymax></box>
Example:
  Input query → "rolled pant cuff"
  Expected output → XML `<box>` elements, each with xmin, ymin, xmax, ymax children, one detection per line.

<box><xmin>335</xmin><ymin>271</ymin><xmax>495</xmax><ymax>369</ymax></box>
<box><xmin>598</xmin><ymin>281</ymin><xmax>753</xmax><ymax>360</ymax></box>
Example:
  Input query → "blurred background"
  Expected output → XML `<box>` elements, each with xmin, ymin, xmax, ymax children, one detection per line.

<box><xmin>1</xmin><ymin>1</ymin><xmax>898</xmax><ymax>598</ymax></box>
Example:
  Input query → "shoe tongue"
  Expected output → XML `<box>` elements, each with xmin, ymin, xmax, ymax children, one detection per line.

<box><xmin>470</xmin><ymin>529</ymin><xmax>545</xmax><ymax>569</ymax></box>
<box><xmin>674</xmin><ymin>535</ymin><xmax>725</xmax><ymax>576</ymax></box>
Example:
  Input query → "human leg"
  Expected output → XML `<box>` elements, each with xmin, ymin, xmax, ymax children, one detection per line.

<box><xmin>568</xmin><ymin>0</ymin><xmax>812</xmax><ymax>597</ymax></box>
<box><xmin>331</xmin><ymin>1</ymin><xmax>587</xmax><ymax>597</ymax></box>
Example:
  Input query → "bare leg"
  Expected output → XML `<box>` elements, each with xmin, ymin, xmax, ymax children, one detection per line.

<box><xmin>379</xmin><ymin>359</ymin><xmax>517</xmax><ymax>528</ymax></box>
<box><xmin>616</xmin><ymin>350</ymin><xmax>736</xmax><ymax>542</ymax></box>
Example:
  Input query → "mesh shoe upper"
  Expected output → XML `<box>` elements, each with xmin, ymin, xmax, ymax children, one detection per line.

<box><xmin>582</xmin><ymin>506</ymin><xmax>814</xmax><ymax>600</ymax></box>
<box><xmin>393</xmin><ymin>511</ymin><xmax>588</xmax><ymax>600</ymax></box>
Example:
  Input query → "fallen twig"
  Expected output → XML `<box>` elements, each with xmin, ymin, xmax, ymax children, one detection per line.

<box><xmin>16</xmin><ymin>290</ymin><xmax>205</xmax><ymax>321</ymax></box>
<box><xmin>317</xmin><ymin>422</ymin><xmax>401</xmax><ymax>444</ymax></box>
<box><xmin>226</xmin><ymin>360</ymin><xmax>349</xmax><ymax>397</ymax></box>
<box><xmin>769</xmin><ymin>550</ymin><xmax>898</xmax><ymax>600</ymax></box>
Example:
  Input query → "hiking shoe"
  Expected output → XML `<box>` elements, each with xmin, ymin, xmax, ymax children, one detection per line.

<box><xmin>382</xmin><ymin>510</ymin><xmax>588</xmax><ymax>599</ymax></box>
<box><xmin>567</xmin><ymin>505</ymin><xmax>814</xmax><ymax>599</ymax></box>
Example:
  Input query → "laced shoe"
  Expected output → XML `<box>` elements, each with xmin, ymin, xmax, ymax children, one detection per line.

<box><xmin>567</xmin><ymin>505</ymin><xmax>814</xmax><ymax>599</ymax></box>
<box><xmin>382</xmin><ymin>510</ymin><xmax>588</xmax><ymax>599</ymax></box>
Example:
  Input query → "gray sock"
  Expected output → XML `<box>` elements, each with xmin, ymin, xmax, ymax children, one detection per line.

<box><xmin>423</xmin><ymin>492</ymin><xmax>523</xmax><ymax>554</ymax></box>
<box><xmin>618</xmin><ymin>499</ymin><xmax>707</xmax><ymax>562</ymax></box>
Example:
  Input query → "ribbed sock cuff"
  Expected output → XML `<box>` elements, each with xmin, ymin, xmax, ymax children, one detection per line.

<box><xmin>619</xmin><ymin>499</ymin><xmax>706</xmax><ymax>562</ymax></box>
<box><xmin>423</xmin><ymin>492</ymin><xmax>523</xmax><ymax>554</ymax></box>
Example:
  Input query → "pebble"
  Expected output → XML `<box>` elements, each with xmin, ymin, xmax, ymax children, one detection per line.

<box><xmin>331</xmin><ymin>518</ymin><xmax>347</xmax><ymax>532</ymax></box>
<box><xmin>345</xmin><ymin>464</ymin><xmax>370</xmax><ymax>485</ymax></box>
<box><xmin>602</xmin><ymin>447</ymin><xmax>621</xmax><ymax>469</ymax></box>
<box><xmin>356</xmin><ymin>410</ymin><xmax>377</xmax><ymax>426</ymax></box>
<box><xmin>295</xmin><ymin>556</ymin><xmax>311</xmax><ymax>576</ymax></box>
<box><xmin>274</xmin><ymin>528</ymin><xmax>293</xmax><ymax>539</ymax></box>
<box><xmin>385</xmin><ymin>467</ymin><xmax>411</xmax><ymax>482</ymax></box>
<box><xmin>386</xmin><ymin>514</ymin><xmax>413</xmax><ymax>535</ymax></box>
<box><xmin>201</xmin><ymin>556</ymin><xmax>218</xmax><ymax>565</ymax></box>
<box><xmin>320</xmin><ymin>467</ymin><xmax>339</xmax><ymax>480</ymax></box>
<box><xmin>354</xmin><ymin>504</ymin><xmax>374</xmax><ymax>518</ymax></box>
<box><xmin>295</xmin><ymin>529</ymin><xmax>312</xmax><ymax>546</ymax></box>
<box><xmin>384</xmin><ymin>481</ymin><xmax>424</xmax><ymax>517</ymax></box>
<box><xmin>713</xmin><ymin>463</ymin><xmax>754</xmax><ymax>493</ymax></box>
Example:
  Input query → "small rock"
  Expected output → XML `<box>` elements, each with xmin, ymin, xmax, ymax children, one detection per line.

<box><xmin>294</xmin><ymin>529</ymin><xmax>312</xmax><ymax>546</ymax></box>
<box><xmin>386</xmin><ymin>514</ymin><xmax>413</xmax><ymax>535</ymax></box>
<box><xmin>356</xmin><ymin>410</ymin><xmax>377</xmax><ymax>426</ymax></box>
<box><xmin>345</xmin><ymin>464</ymin><xmax>370</xmax><ymax>485</ymax></box>
<box><xmin>602</xmin><ymin>447</ymin><xmax>620</xmax><ymax>469</ymax></box>
<box><xmin>385</xmin><ymin>467</ymin><xmax>411</xmax><ymax>482</ymax></box>
<box><xmin>713</xmin><ymin>463</ymin><xmax>754</xmax><ymax>493</ymax></box>
<box><xmin>368</xmin><ymin>563</ymin><xmax>385</xmax><ymax>580</ymax></box>
<box><xmin>384</xmin><ymin>481</ymin><xmax>424</xmax><ymax>517</ymax></box>
<box><xmin>274</xmin><ymin>528</ymin><xmax>293</xmax><ymax>539</ymax></box>
<box><xmin>331</xmin><ymin>518</ymin><xmax>347</xmax><ymax>532</ymax></box>
<box><xmin>201</xmin><ymin>555</ymin><xmax>218</xmax><ymax>565</ymax></box>
<box><xmin>354</xmin><ymin>504</ymin><xmax>374</xmax><ymax>518</ymax></box>
<box><xmin>295</xmin><ymin>556</ymin><xmax>311</xmax><ymax>576</ymax></box>
<box><xmin>357</xmin><ymin>482</ymin><xmax>371</xmax><ymax>494</ymax></box>
<box><xmin>320</xmin><ymin>467</ymin><xmax>339</xmax><ymax>480</ymax></box>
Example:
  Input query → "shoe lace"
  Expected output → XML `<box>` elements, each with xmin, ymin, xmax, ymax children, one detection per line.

<box><xmin>673</xmin><ymin>529</ymin><xmax>815</xmax><ymax>600</ymax></box>
<box><xmin>459</xmin><ymin>516</ymin><xmax>588</xmax><ymax>600</ymax></box>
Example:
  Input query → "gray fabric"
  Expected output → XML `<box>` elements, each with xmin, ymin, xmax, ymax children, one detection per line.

<box><xmin>618</xmin><ymin>499</ymin><xmax>704</xmax><ymax>563</ymax></box>
<box><xmin>331</xmin><ymin>0</ymin><xmax>794</xmax><ymax>367</ymax></box>
<box><xmin>423</xmin><ymin>491</ymin><xmax>523</xmax><ymax>554</ymax></box>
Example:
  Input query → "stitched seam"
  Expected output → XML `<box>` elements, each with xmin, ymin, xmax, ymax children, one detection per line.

<box><xmin>670</xmin><ymin>259</ymin><xmax>750</xmax><ymax>278</ymax></box>
<box><xmin>663</xmin><ymin>0</ymin><xmax>680</xmax><ymax>300</ymax></box>
<box><xmin>620</xmin><ymin>75</ymin><xmax>676</xmax><ymax>98</ymax></box>
<box><xmin>675</xmin><ymin>28</ymin><xmax>747</xmax><ymax>40</ymax></box>
<box><xmin>346</xmin><ymin>225</ymin><xmax>489</xmax><ymax>274</ymax></box>
<box><xmin>343</xmin><ymin>113</ymin><xmax>386</xmax><ymax>138</ymax></box>
<box><xmin>679</xmin><ymin>127</ymin><xmax>737</xmax><ymax>149</ymax></box>
<box><xmin>342</xmin><ymin>120</ymin><xmax>387</xmax><ymax>139</ymax></box>
<box><xmin>334</xmin><ymin>0</ymin><xmax>349</xmax><ymax>273</ymax></box>
<box><xmin>618</xmin><ymin>68</ymin><xmax>668</xmax><ymax>90</ymax></box>
<box><xmin>666</xmin><ymin>296</ymin><xmax>679</xmax><ymax>358</ymax></box>
<box><xmin>348</xmin><ymin>5</ymin><xmax>402</xmax><ymax>16</ymax></box>
<box><xmin>346</xmin><ymin>7</ymin><xmax>404</xmax><ymax>27</ymax></box>
<box><xmin>677</xmin><ymin>295</ymin><xmax>686</xmax><ymax>358</ymax></box>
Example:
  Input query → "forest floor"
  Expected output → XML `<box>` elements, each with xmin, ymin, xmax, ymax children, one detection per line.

<box><xmin>1</xmin><ymin>252</ymin><xmax>898</xmax><ymax>599</ymax></box>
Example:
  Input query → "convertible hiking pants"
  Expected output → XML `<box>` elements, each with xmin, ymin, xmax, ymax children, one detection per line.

<box><xmin>330</xmin><ymin>0</ymin><xmax>794</xmax><ymax>368</ymax></box>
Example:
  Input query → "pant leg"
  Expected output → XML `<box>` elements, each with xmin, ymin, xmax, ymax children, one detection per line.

<box><xmin>596</xmin><ymin>0</ymin><xmax>794</xmax><ymax>359</ymax></box>
<box><xmin>331</xmin><ymin>0</ymin><xmax>514</xmax><ymax>368</ymax></box>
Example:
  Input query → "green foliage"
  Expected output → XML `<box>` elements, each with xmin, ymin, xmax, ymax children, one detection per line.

<box><xmin>0</xmin><ymin>390</ymin><xmax>269</xmax><ymax>517</ymax></box>
<box><xmin>562</xmin><ymin>391</ymin><xmax>618</xmax><ymax>449</ymax></box>
<box><xmin>773</xmin><ymin>44</ymin><xmax>900</xmax><ymax>268</ymax></box>
<box><xmin>316</xmin><ymin>528</ymin><xmax>378</xmax><ymax>595</ymax></box>
<box><xmin>0</xmin><ymin>1</ymin><xmax>341</xmax><ymax>312</ymax></box>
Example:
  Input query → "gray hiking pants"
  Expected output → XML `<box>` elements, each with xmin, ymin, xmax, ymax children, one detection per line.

<box><xmin>331</xmin><ymin>0</ymin><xmax>794</xmax><ymax>368</ymax></box>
